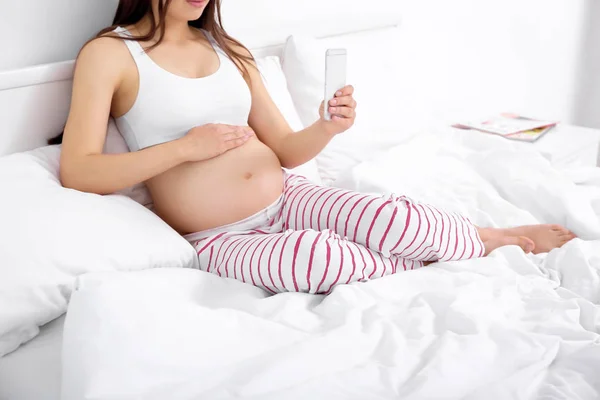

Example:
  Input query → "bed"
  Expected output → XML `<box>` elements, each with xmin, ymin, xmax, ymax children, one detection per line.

<box><xmin>1</xmin><ymin>1</ymin><xmax>600</xmax><ymax>399</ymax></box>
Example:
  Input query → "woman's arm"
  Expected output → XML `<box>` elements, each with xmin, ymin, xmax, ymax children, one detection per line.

<box><xmin>60</xmin><ymin>38</ymin><xmax>252</xmax><ymax>195</ymax></box>
<box><xmin>245</xmin><ymin>54</ymin><xmax>357</xmax><ymax>169</ymax></box>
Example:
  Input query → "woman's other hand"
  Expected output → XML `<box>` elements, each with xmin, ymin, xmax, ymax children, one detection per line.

<box><xmin>179</xmin><ymin>124</ymin><xmax>255</xmax><ymax>162</ymax></box>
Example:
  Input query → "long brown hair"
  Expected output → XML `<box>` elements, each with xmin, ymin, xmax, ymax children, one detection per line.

<box><xmin>49</xmin><ymin>0</ymin><xmax>253</xmax><ymax>145</ymax></box>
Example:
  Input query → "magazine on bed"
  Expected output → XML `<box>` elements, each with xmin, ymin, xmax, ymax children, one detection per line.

<box><xmin>453</xmin><ymin>113</ymin><xmax>558</xmax><ymax>142</ymax></box>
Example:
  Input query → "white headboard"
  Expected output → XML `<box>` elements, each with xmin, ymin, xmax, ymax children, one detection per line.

<box><xmin>0</xmin><ymin>0</ymin><xmax>401</xmax><ymax>156</ymax></box>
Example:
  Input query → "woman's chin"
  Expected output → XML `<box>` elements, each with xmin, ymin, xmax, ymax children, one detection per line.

<box><xmin>185</xmin><ymin>0</ymin><xmax>208</xmax><ymax>14</ymax></box>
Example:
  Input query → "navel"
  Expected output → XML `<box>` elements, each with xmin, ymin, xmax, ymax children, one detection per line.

<box><xmin>244</xmin><ymin>172</ymin><xmax>253</xmax><ymax>180</ymax></box>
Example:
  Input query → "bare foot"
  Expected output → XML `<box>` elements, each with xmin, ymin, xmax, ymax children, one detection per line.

<box><xmin>503</xmin><ymin>224</ymin><xmax>576</xmax><ymax>254</ymax></box>
<box><xmin>478</xmin><ymin>227</ymin><xmax>535</xmax><ymax>256</ymax></box>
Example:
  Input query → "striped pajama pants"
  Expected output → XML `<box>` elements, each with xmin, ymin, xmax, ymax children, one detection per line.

<box><xmin>185</xmin><ymin>173</ymin><xmax>485</xmax><ymax>294</ymax></box>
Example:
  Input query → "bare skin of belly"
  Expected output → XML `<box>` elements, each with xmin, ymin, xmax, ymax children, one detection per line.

<box><xmin>147</xmin><ymin>136</ymin><xmax>284</xmax><ymax>235</ymax></box>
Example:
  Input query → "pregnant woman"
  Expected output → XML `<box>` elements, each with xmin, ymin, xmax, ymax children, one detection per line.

<box><xmin>55</xmin><ymin>0</ymin><xmax>575</xmax><ymax>294</ymax></box>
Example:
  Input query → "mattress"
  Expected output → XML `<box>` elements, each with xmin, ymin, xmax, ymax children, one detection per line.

<box><xmin>0</xmin><ymin>316</ymin><xmax>64</xmax><ymax>400</ymax></box>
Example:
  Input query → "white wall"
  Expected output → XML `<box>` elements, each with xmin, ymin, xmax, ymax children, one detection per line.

<box><xmin>0</xmin><ymin>0</ymin><xmax>597</xmax><ymax>128</ymax></box>
<box><xmin>574</xmin><ymin>0</ymin><xmax>600</xmax><ymax>129</ymax></box>
<box><xmin>0</xmin><ymin>0</ymin><xmax>117</xmax><ymax>71</ymax></box>
<box><xmin>0</xmin><ymin>0</ymin><xmax>399</xmax><ymax>69</ymax></box>
<box><xmin>396</xmin><ymin>0</ymin><xmax>589</xmax><ymax>127</ymax></box>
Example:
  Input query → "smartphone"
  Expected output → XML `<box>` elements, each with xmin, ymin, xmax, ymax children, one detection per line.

<box><xmin>323</xmin><ymin>49</ymin><xmax>347</xmax><ymax>121</ymax></box>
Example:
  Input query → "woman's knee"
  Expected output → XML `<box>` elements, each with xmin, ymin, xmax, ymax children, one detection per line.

<box><xmin>284</xmin><ymin>230</ymin><xmax>387</xmax><ymax>294</ymax></box>
<box><xmin>276</xmin><ymin>229</ymin><xmax>340</xmax><ymax>294</ymax></box>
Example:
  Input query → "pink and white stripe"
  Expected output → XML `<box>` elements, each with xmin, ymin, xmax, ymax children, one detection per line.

<box><xmin>281</xmin><ymin>175</ymin><xmax>485</xmax><ymax>262</ymax></box>
<box><xmin>191</xmin><ymin>174</ymin><xmax>485</xmax><ymax>294</ymax></box>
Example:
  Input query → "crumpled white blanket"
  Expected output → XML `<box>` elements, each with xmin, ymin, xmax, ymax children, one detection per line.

<box><xmin>61</xmin><ymin>131</ymin><xmax>600</xmax><ymax>400</ymax></box>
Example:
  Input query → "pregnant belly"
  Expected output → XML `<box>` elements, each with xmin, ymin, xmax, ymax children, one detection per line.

<box><xmin>147</xmin><ymin>138</ymin><xmax>284</xmax><ymax>234</ymax></box>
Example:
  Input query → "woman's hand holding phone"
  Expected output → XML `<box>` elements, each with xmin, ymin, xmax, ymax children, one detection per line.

<box><xmin>319</xmin><ymin>48</ymin><xmax>356</xmax><ymax>135</ymax></box>
<box><xmin>319</xmin><ymin>85</ymin><xmax>357</xmax><ymax>135</ymax></box>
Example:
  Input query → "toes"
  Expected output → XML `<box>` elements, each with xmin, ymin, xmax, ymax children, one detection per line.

<box><xmin>560</xmin><ymin>233</ymin><xmax>577</xmax><ymax>244</ymax></box>
<box><xmin>550</xmin><ymin>224</ymin><xmax>569</xmax><ymax>234</ymax></box>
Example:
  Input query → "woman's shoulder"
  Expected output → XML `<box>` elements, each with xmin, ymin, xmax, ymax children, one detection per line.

<box><xmin>78</xmin><ymin>29</ymin><xmax>132</xmax><ymax>70</ymax></box>
<box><xmin>80</xmin><ymin>30</ymin><xmax>128</xmax><ymax>58</ymax></box>
<box><xmin>74</xmin><ymin>30</ymin><xmax>133</xmax><ymax>86</ymax></box>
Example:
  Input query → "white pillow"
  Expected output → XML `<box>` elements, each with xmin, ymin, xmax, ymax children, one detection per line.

<box><xmin>0</xmin><ymin>146</ymin><xmax>198</xmax><ymax>357</ymax></box>
<box><xmin>254</xmin><ymin>56</ymin><xmax>322</xmax><ymax>184</ymax></box>
<box><xmin>282</xmin><ymin>27</ymin><xmax>421</xmax><ymax>185</ymax></box>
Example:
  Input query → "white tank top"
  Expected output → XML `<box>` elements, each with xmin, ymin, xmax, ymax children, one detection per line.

<box><xmin>113</xmin><ymin>26</ymin><xmax>252</xmax><ymax>152</ymax></box>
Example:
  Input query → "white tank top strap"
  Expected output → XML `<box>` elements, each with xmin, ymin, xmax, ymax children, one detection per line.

<box><xmin>113</xmin><ymin>26</ymin><xmax>148</xmax><ymax>61</ymax></box>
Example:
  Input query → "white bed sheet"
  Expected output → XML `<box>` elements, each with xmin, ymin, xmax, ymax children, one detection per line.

<box><xmin>60</xmin><ymin>129</ymin><xmax>600</xmax><ymax>399</ymax></box>
<box><xmin>0</xmin><ymin>316</ymin><xmax>63</xmax><ymax>400</ymax></box>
